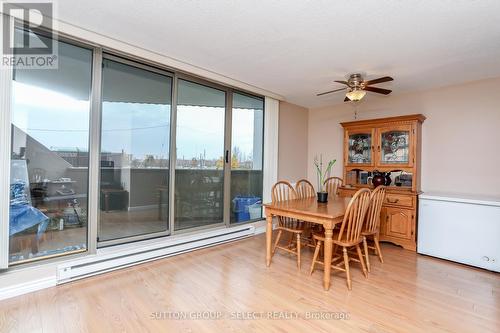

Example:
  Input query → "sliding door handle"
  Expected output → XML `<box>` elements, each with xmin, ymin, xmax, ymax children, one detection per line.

<box><xmin>225</xmin><ymin>150</ymin><xmax>229</xmax><ymax>163</ymax></box>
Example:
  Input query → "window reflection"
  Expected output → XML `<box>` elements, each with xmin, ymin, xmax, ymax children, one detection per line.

<box><xmin>98</xmin><ymin>58</ymin><xmax>172</xmax><ymax>243</ymax></box>
<box><xmin>230</xmin><ymin>93</ymin><xmax>264</xmax><ymax>223</ymax></box>
<box><xmin>9</xmin><ymin>37</ymin><xmax>92</xmax><ymax>263</ymax></box>
<box><xmin>175</xmin><ymin>80</ymin><xmax>225</xmax><ymax>230</ymax></box>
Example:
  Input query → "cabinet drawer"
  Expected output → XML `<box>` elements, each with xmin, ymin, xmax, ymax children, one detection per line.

<box><xmin>384</xmin><ymin>193</ymin><xmax>414</xmax><ymax>207</ymax></box>
<box><xmin>338</xmin><ymin>188</ymin><xmax>356</xmax><ymax>197</ymax></box>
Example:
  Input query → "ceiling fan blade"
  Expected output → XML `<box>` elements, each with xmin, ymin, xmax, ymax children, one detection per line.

<box><xmin>363</xmin><ymin>86</ymin><xmax>392</xmax><ymax>95</ymax></box>
<box><xmin>364</xmin><ymin>76</ymin><xmax>393</xmax><ymax>85</ymax></box>
<box><xmin>334</xmin><ymin>80</ymin><xmax>349</xmax><ymax>85</ymax></box>
<box><xmin>316</xmin><ymin>87</ymin><xmax>347</xmax><ymax>96</ymax></box>
<box><xmin>344</xmin><ymin>96</ymin><xmax>350</xmax><ymax>102</ymax></box>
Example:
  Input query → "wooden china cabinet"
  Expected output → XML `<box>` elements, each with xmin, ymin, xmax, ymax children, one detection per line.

<box><xmin>338</xmin><ymin>114</ymin><xmax>425</xmax><ymax>251</ymax></box>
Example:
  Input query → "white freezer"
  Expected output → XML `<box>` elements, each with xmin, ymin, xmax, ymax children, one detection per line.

<box><xmin>418</xmin><ymin>192</ymin><xmax>500</xmax><ymax>272</ymax></box>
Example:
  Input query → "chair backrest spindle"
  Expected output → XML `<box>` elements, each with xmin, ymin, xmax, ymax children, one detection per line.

<box><xmin>271</xmin><ymin>181</ymin><xmax>297</xmax><ymax>228</ymax></box>
<box><xmin>324</xmin><ymin>177</ymin><xmax>343</xmax><ymax>196</ymax></box>
<box><xmin>364</xmin><ymin>186</ymin><xmax>387</xmax><ymax>233</ymax></box>
<box><xmin>337</xmin><ymin>188</ymin><xmax>371</xmax><ymax>243</ymax></box>
<box><xmin>295</xmin><ymin>179</ymin><xmax>315</xmax><ymax>199</ymax></box>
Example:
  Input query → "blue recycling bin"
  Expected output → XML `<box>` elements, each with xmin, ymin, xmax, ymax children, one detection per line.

<box><xmin>232</xmin><ymin>196</ymin><xmax>261</xmax><ymax>222</ymax></box>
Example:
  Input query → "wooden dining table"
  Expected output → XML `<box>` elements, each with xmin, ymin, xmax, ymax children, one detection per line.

<box><xmin>263</xmin><ymin>196</ymin><xmax>349</xmax><ymax>290</ymax></box>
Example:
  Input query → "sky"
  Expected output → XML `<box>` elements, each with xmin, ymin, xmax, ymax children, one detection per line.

<box><xmin>12</xmin><ymin>81</ymin><xmax>261</xmax><ymax>161</ymax></box>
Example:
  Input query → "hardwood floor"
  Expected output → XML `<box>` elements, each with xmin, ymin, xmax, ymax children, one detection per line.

<box><xmin>0</xmin><ymin>233</ymin><xmax>498</xmax><ymax>333</ymax></box>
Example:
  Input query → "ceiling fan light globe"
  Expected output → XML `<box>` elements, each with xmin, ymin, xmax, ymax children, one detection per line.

<box><xmin>346</xmin><ymin>89</ymin><xmax>366</xmax><ymax>101</ymax></box>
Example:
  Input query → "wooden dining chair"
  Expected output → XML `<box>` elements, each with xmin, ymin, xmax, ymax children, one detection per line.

<box><xmin>295</xmin><ymin>179</ymin><xmax>318</xmax><ymax>247</ymax></box>
<box><xmin>271</xmin><ymin>180</ymin><xmax>304</xmax><ymax>269</ymax></box>
<box><xmin>324</xmin><ymin>177</ymin><xmax>343</xmax><ymax>196</ymax></box>
<box><xmin>310</xmin><ymin>188</ymin><xmax>371</xmax><ymax>290</ymax></box>
<box><xmin>295</xmin><ymin>179</ymin><xmax>316</xmax><ymax>199</ymax></box>
<box><xmin>362</xmin><ymin>186</ymin><xmax>387</xmax><ymax>272</ymax></box>
<box><xmin>324</xmin><ymin>177</ymin><xmax>344</xmax><ymax>231</ymax></box>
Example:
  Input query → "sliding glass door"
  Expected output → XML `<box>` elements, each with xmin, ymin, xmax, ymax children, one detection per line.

<box><xmin>230</xmin><ymin>93</ymin><xmax>264</xmax><ymax>223</ymax></box>
<box><xmin>4</xmin><ymin>29</ymin><xmax>265</xmax><ymax>264</ymax></box>
<box><xmin>98</xmin><ymin>56</ymin><xmax>172</xmax><ymax>244</ymax></box>
<box><xmin>175</xmin><ymin>79</ymin><xmax>226</xmax><ymax>230</ymax></box>
<box><xmin>8</xmin><ymin>32</ymin><xmax>93</xmax><ymax>263</ymax></box>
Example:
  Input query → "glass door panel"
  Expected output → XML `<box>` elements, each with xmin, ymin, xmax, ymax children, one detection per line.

<box><xmin>230</xmin><ymin>93</ymin><xmax>264</xmax><ymax>223</ymax></box>
<box><xmin>345</xmin><ymin>129</ymin><xmax>374</xmax><ymax>166</ymax></box>
<box><xmin>99</xmin><ymin>57</ymin><xmax>172</xmax><ymax>243</ymax></box>
<box><xmin>175</xmin><ymin>79</ymin><xmax>226</xmax><ymax>230</ymax></box>
<box><xmin>378</xmin><ymin>125</ymin><xmax>413</xmax><ymax>166</ymax></box>
<box><xmin>9</xmin><ymin>33</ymin><xmax>92</xmax><ymax>263</ymax></box>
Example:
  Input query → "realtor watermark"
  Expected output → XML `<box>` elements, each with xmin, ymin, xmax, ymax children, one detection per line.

<box><xmin>150</xmin><ymin>310</ymin><xmax>351</xmax><ymax>321</ymax></box>
<box><xmin>1</xmin><ymin>1</ymin><xmax>58</xmax><ymax>69</ymax></box>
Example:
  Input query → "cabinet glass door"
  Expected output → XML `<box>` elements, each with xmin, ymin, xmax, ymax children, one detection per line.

<box><xmin>378</xmin><ymin>125</ymin><xmax>413</xmax><ymax>166</ymax></box>
<box><xmin>346</xmin><ymin>129</ymin><xmax>374</xmax><ymax>166</ymax></box>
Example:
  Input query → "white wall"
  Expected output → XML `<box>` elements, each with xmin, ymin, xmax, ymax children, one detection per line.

<box><xmin>307</xmin><ymin>77</ymin><xmax>500</xmax><ymax>197</ymax></box>
<box><xmin>278</xmin><ymin>101</ymin><xmax>309</xmax><ymax>182</ymax></box>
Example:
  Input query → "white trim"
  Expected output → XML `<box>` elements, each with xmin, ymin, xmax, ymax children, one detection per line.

<box><xmin>0</xmin><ymin>276</ymin><xmax>56</xmax><ymax>301</ymax></box>
<box><xmin>0</xmin><ymin>13</ymin><xmax>13</xmax><ymax>269</ymax></box>
<box><xmin>263</xmin><ymin>97</ymin><xmax>279</xmax><ymax>205</ymax></box>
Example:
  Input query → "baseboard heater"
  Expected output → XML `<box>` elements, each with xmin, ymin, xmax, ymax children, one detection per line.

<box><xmin>57</xmin><ymin>225</ymin><xmax>256</xmax><ymax>283</ymax></box>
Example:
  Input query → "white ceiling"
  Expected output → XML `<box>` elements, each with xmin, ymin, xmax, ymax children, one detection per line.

<box><xmin>52</xmin><ymin>0</ymin><xmax>500</xmax><ymax>108</ymax></box>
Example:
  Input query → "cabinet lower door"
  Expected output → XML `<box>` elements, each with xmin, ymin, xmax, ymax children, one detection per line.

<box><xmin>382</xmin><ymin>207</ymin><xmax>413</xmax><ymax>240</ymax></box>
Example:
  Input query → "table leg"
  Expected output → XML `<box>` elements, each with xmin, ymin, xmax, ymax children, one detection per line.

<box><xmin>266</xmin><ymin>214</ymin><xmax>273</xmax><ymax>267</ymax></box>
<box><xmin>323</xmin><ymin>226</ymin><xmax>333</xmax><ymax>290</ymax></box>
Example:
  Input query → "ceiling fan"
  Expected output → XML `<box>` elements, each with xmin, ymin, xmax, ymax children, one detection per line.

<box><xmin>317</xmin><ymin>73</ymin><xmax>393</xmax><ymax>102</ymax></box>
